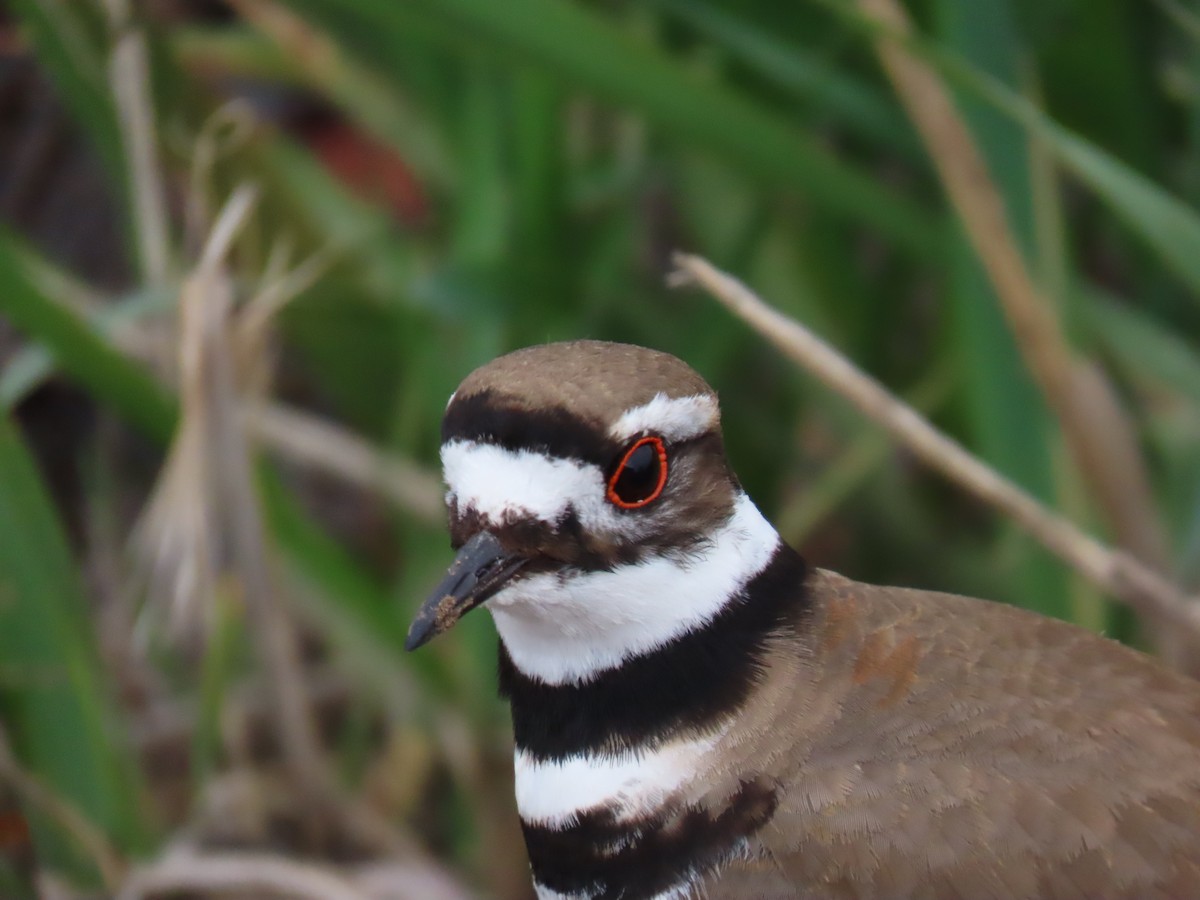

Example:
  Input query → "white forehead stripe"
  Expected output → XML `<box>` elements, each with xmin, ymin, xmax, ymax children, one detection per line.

<box><xmin>610</xmin><ymin>392</ymin><xmax>718</xmax><ymax>443</ymax></box>
<box><xmin>488</xmin><ymin>492</ymin><xmax>780</xmax><ymax>685</ymax></box>
<box><xmin>441</xmin><ymin>440</ymin><xmax>604</xmax><ymax>526</ymax></box>
<box><xmin>515</xmin><ymin>728</ymin><xmax>724</xmax><ymax>829</ymax></box>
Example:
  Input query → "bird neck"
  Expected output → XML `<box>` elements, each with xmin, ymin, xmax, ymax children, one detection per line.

<box><xmin>494</xmin><ymin>499</ymin><xmax>810</xmax><ymax>899</ymax></box>
<box><xmin>496</xmin><ymin>533</ymin><xmax>809</xmax><ymax>759</ymax></box>
<box><xmin>489</xmin><ymin>492</ymin><xmax>789</xmax><ymax>684</ymax></box>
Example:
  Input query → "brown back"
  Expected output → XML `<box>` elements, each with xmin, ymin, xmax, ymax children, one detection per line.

<box><xmin>693</xmin><ymin>570</ymin><xmax>1200</xmax><ymax>898</ymax></box>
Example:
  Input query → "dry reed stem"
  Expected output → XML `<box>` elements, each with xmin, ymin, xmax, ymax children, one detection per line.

<box><xmin>118</xmin><ymin>851</ymin><xmax>371</xmax><ymax>900</ymax></box>
<box><xmin>102</xmin><ymin>0</ymin><xmax>171</xmax><ymax>286</ymax></box>
<box><xmin>670</xmin><ymin>253</ymin><xmax>1200</xmax><ymax>642</ymax></box>
<box><xmin>854</xmin><ymin>0</ymin><xmax>1173</xmax><ymax>598</ymax></box>
<box><xmin>131</xmin><ymin>188</ymin><xmax>262</xmax><ymax>636</ymax></box>
<box><xmin>185</xmin><ymin>189</ymin><xmax>334</xmax><ymax>798</ymax></box>
<box><xmin>142</xmin><ymin>189</ymin><xmax>463</xmax><ymax>877</ymax></box>
<box><xmin>250</xmin><ymin>403</ymin><xmax>446</xmax><ymax>524</ymax></box>
<box><xmin>137</xmin><ymin>183</ymin><xmax>324</xmax><ymax>816</ymax></box>
<box><xmin>13</xmin><ymin>225</ymin><xmax>445</xmax><ymax>528</ymax></box>
<box><xmin>82</xmin><ymin>288</ymin><xmax>445</xmax><ymax>525</ymax></box>
<box><xmin>119</xmin><ymin>850</ymin><xmax>477</xmax><ymax>900</ymax></box>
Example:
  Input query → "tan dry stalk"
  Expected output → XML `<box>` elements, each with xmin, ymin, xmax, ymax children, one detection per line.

<box><xmin>118</xmin><ymin>851</ymin><xmax>371</xmax><ymax>900</ymax></box>
<box><xmin>853</xmin><ymin>0</ymin><xmax>1173</xmax><ymax>618</ymax></box>
<box><xmin>670</xmin><ymin>253</ymin><xmax>1200</xmax><ymax>643</ymax></box>
<box><xmin>101</xmin><ymin>0</ymin><xmax>171</xmax><ymax>286</ymax></box>
<box><xmin>249</xmin><ymin>403</ymin><xmax>446</xmax><ymax>525</ymax></box>
<box><xmin>136</xmin><ymin>185</ymin><xmax>328</xmax><ymax>792</ymax></box>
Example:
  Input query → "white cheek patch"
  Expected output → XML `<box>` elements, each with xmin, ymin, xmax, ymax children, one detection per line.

<box><xmin>488</xmin><ymin>492</ymin><xmax>780</xmax><ymax>685</ymax></box>
<box><xmin>515</xmin><ymin>727</ymin><xmax>725</xmax><ymax>829</ymax></box>
<box><xmin>610</xmin><ymin>392</ymin><xmax>718</xmax><ymax>443</ymax></box>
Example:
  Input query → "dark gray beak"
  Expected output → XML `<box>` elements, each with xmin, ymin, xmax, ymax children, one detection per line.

<box><xmin>405</xmin><ymin>531</ymin><xmax>528</xmax><ymax>651</ymax></box>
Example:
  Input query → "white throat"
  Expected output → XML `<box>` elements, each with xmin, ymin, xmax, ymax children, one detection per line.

<box><xmin>487</xmin><ymin>491</ymin><xmax>780</xmax><ymax>686</ymax></box>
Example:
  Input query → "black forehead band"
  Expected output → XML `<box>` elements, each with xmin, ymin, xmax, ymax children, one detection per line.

<box><xmin>442</xmin><ymin>389</ymin><xmax>623</xmax><ymax>469</ymax></box>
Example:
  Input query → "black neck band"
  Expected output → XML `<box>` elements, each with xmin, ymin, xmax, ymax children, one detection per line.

<box><xmin>523</xmin><ymin>778</ymin><xmax>779</xmax><ymax>900</ymax></box>
<box><xmin>498</xmin><ymin>542</ymin><xmax>810</xmax><ymax>762</ymax></box>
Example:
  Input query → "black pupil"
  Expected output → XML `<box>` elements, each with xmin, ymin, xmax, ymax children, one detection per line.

<box><xmin>612</xmin><ymin>442</ymin><xmax>661</xmax><ymax>504</ymax></box>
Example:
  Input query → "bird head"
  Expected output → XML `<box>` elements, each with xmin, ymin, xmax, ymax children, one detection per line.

<box><xmin>406</xmin><ymin>340</ymin><xmax>780</xmax><ymax>685</ymax></box>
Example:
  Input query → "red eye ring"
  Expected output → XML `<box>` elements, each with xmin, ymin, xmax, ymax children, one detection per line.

<box><xmin>606</xmin><ymin>436</ymin><xmax>669</xmax><ymax>509</ymax></box>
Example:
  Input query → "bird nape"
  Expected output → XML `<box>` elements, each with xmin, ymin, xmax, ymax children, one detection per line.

<box><xmin>407</xmin><ymin>340</ymin><xmax>1200</xmax><ymax>900</ymax></box>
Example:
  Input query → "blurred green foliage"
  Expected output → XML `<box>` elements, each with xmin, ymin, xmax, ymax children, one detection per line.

<box><xmin>2</xmin><ymin>0</ymin><xmax>1200</xmax><ymax>892</ymax></box>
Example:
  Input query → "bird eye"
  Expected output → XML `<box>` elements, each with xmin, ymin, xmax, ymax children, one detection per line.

<box><xmin>606</xmin><ymin>436</ymin><xmax>668</xmax><ymax>509</ymax></box>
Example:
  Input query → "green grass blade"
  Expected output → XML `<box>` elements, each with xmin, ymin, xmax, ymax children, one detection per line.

<box><xmin>0</xmin><ymin>417</ymin><xmax>146</xmax><ymax>884</ymax></box>
<box><xmin>1083</xmin><ymin>288</ymin><xmax>1200</xmax><ymax>408</ymax></box>
<box><xmin>934</xmin><ymin>0</ymin><xmax>1069</xmax><ymax>621</ymax></box>
<box><xmin>0</xmin><ymin>283</ymin><xmax>173</xmax><ymax>413</ymax></box>
<box><xmin>1024</xmin><ymin>123</ymin><xmax>1200</xmax><ymax>302</ymax></box>
<box><xmin>8</xmin><ymin>0</ymin><xmax>122</xmax><ymax>182</ymax></box>
<box><xmin>276</xmin><ymin>0</ymin><xmax>943</xmax><ymax>259</ymax></box>
<box><xmin>818</xmin><ymin>0</ymin><xmax>1200</xmax><ymax>304</ymax></box>
<box><xmin>0</xmin><ymin>234</ymin><xmax>175</xmax><ymax>444</ymax></box>
<box><xmin>655</xmin><ymin>0</ymin><xmax>920</xmax><ymax>157</ymax></box>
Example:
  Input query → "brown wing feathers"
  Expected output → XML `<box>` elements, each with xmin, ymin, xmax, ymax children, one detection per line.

<box><xmin>709</xmin><ymin>570</ymin><xmax>1200</xmax><ymax>897</ymax></box>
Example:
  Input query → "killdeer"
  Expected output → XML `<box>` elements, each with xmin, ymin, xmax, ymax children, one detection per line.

<box><xmin>406</xmin><ymin>340</ymin><xmax>1200</xmax><ymax>899</ymax></box>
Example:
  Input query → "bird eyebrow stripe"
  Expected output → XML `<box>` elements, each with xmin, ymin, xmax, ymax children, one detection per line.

<box><xmin>609</xmin><ymin>392</ymin><xmax>719</xmax><ymax>443</ymax></box>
